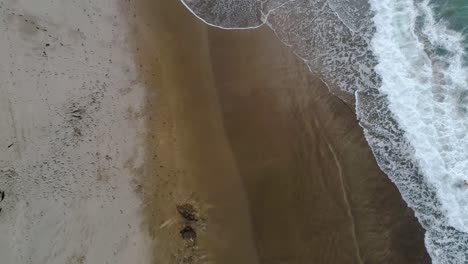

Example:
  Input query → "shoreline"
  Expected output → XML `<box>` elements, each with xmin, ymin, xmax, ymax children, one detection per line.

<box><xmin>132</xmin><ymin>0</ymin><xmax>430</xmax><ymax>263</ymax></box>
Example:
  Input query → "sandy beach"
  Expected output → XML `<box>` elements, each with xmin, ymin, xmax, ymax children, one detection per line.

<box><xmin>0</xmin><ymin>0</ymin><xmax>429</xmax><ymax>263</ymax></box>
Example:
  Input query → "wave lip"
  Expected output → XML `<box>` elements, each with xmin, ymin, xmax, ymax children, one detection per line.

<box><xmin>180</xmin><ymin>0</ymin><xmax>263</xmax><ymax>28</ymax></box>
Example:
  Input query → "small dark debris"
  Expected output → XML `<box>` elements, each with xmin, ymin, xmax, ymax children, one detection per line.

<box><xmin>177</xmin><ymin>203</ymin><xmax>198</xmax><ymax>221</ymax></box>
<box><xmin>45</xmin><ymin>43</ymin><xmax>50</xmax><ymax>47</ymax></box>
<box><xmin>42</xmin><ymin>51</ymin><xmax>47</xmax><ymax>56</ymax></box>
<box><xmin>180</xmin><ymin>226</ymin><xmax>196</xmax><ymax>241</ymax></box>
<box><xmin>0</xmin><ymin>191</ymin><xmax>4</xmax><ymax>202</ymax></box>
<box><xmin>7</xmin><ymin>143</ymin><xmax>13</xmax><ymax>149</ymax></box>
<box><xmin>71</xmin><ymin>109</ymin><xmax>84</xmax><ymax>118</ymax></box>
<box><xmin>135</xmin><ymin>184</ymin><xmax>143</xmax><ymax>193</ymax></box>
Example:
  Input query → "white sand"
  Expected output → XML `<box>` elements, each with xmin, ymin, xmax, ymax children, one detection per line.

<box><xmin>0</xmin><ymin>0</ymin><xmax>151</xmax><ymax>263</ymax></box>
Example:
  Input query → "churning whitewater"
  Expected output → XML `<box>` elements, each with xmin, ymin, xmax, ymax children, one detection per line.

<box><xmin>370</xmin><ymin>0</ymin><xmax>468</xmax><ymax>233</ymax></box>
<box><xmin>180</xmin><ymin>0</ymin><xmax>468</xmax><ymax>263</ymax></box>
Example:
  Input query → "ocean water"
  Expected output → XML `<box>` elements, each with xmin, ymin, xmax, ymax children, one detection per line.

<box><xmin>180</xmin><ymin>0</ymin><xmax>468</xmax><ymax>263</ymax></box>
<box><xmin>430</xmin><ymin>0</ymin><xmax>468</xmax><ymax>63</ymax></box>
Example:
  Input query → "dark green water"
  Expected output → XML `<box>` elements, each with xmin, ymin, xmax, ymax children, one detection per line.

<box><xmin>430</xmin><ymin>0</ymin><xmax>468</xmax><ymax>61</ymax></box>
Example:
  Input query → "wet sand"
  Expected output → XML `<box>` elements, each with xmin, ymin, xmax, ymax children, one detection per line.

<box><xmin>132</xmin><ymin>0</ymin><xmax>258</xmax><ymax>263</ymax></box>
<box><xmin>132</xmin><ymin>0</ymin><xmax>430</xmax><ymax>263</ymax></box>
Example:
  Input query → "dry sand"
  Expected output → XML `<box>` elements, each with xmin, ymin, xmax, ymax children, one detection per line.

<box><xmin>133</xmin><ymin>0</ymin><xmax>430</xmax><ymax>263</ymax></box>
<box><xmin>0</xmin><ymin>0</ymin><xmax>152</xmax><ymax>263</ymax></box>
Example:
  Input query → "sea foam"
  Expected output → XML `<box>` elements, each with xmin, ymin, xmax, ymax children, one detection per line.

<box><xmin>370</xmin><ymin>0</ymin><xmax>468</xmax><ymax>232</ymax></box>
